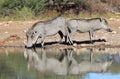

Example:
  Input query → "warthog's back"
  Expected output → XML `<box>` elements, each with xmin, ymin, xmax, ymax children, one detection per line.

<box><xmin>68</xmin><ymin>18</ymin><xmax>102</xmax><ymax>33</ymax></box>
<box><xmin>32</xmin><ymin>16</ymin><xmax>65</xmax><ymax>29</ymax></box>
<box><xmin>31</xmin><ymin>16</ymin><xmax>66</xmax><ymax>35</ymax></box>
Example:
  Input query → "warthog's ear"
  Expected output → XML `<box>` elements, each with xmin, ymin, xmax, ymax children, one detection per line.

<box><xmin>100</xmin><ymin>17</ymin><xmax>104</xmax><ymax>22</ymax></box>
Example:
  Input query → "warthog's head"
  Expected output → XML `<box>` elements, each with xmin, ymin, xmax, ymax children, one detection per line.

<box><xmin>100</xmin><ymin>17</ymin><xmax>112</xmax><ymax>32</ymax></box>
<box><xmin>26</xmin><ymin>29</ymin><xmax>39</xmax><ymax>47</ymax></box>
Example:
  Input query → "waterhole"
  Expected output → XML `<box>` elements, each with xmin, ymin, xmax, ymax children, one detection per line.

<box><xmin>0</xmin><ymin>47</ymin><xmax>120</xmax><ymax>79</ymax></box>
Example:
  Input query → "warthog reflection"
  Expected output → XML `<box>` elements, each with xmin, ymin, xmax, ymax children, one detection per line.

<box><xmin>67</xmin><ymin>49</ymin><xmax>113</xmax><ymax>74</ymax></box>
<box><xmin>24</xmin><ymin>48</ymin><xmax>68</xmax><ymax>75</ymax></box>
<box><xmin>24</xmin><ymin>48</ymin><xmax>112</xmax><ymax>75</ymax></box>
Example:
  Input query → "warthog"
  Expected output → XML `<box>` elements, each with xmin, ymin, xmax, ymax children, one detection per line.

<box><xmin>24</xmin><ymin>48</ymin><xmax>68</xmax><ymax>75</ymax></box>
<box><xmin>26</xmin><ymin>16</ymin><xmax>68</xmax><ymax>47</ymax></box>
<box><xmin>67</xmin><ymin>17</ymin><xmax>112</xmax><ymax>44</ymax></box>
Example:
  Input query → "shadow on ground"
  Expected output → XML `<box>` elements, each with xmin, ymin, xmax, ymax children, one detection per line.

<box><xmin>33</xmin><ymin>39</ymin><xmax>106</xmax><ymax>48</ymax></box>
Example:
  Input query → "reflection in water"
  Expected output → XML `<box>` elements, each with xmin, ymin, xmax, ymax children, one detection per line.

<box><xmin>0</xmin><ymin>47</ymin><xmax>120</xmax><ymax>79</ymax></box>
<box><xmin>25</xmin><ymin>48</ymin><xmax>68</xmax><ymax>75</ymax></box>
<box><xmin>67</xmin><ymin>49</ymin><xmax>112</xmax><ymax>74</ymax></box>
<box><xmin>25</xmin><ymin>48</ymin><xmax>113</xmax><ymax>75</ymax></box>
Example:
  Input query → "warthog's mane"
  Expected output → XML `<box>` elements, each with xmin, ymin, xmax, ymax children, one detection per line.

<box><xmin>71</xmin><ymin>18</ymin><xmax>108</xmax><ymax>24</ymax></box>
<box><xmin>31</xmin><ymin>16</ymin><xmax>62</xmax><ymax>29</ymax></box>
<box><xmin>72</xmin><ymin>18</ymin><xmax>100</xmax><ymax>21</ymax></box>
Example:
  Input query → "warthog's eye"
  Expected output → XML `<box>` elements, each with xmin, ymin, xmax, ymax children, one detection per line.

<box><xmin>35</xmin><ymin>31</ymin><xmax>37</xmax><ymax>33</ymax></box>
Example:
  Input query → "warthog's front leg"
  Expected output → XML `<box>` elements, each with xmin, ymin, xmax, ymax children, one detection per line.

<box><xmin>58</xmin><ymin>31</ymin><xmax>64</xmax><ymax>43</ymax></box>
<box><xmin>41</xmin><ymin>36</ymin><xmax>45</xmax><ymax>47</ymax></box>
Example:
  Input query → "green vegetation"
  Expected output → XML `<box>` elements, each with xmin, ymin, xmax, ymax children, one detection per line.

<box><xmin>0</xmin><ymin>0</ymin><xmax>119</xmax><ymax>21</ymax></box>
<box><xmin>0</xmin><ymin>0</ymin><xmax>47</xmax><ymax>20</ymax></box>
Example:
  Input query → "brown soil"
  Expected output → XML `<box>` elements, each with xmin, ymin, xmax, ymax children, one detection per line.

<box><xmin>0</xmin><ymin>18</ymin><xmax>120</xmax><ymax>48</ymax></box>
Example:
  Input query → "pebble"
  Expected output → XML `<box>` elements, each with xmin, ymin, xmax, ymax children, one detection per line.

<box><xmin>105</xmin><ymin>42</ymin><xmax>110</xmax><ymax>45</ymax></box>
<box><xmin>9</xmin><ymin>41</ymin><xmax>13</xmax><ymax>43</ymax></box>
<box><xmin>4</xmin><ymin>31</ymin><xmax>8</xmax><ymax>34</ymax></box>
<box><xmin>0</xmin><ymin>23</ymin><xmax>3</xmax><ymax>26</ymax></box>
<box><xmin>101</xmin><ymin>36</ymin><xmax>107</xmax><ymax>40</ymax></box>
<box><xmin>24</xmin><ymin>30</ymin><xmax>27</xmax><ymax>33</ymax></box>
<box><xmin>112</xmin><ymin>31</ymin><xmax>117</xmax><ymax>34</ymax></box>
<box><xmin>118</xmin><ymin>27</ymin><xmax>120</xmax><ymax>29</ymax></box>
<box><xmin>8</xmin><ymin>21</ymin><xmax>12</xmax><ymax>23</ymax></box>
<box><xmin>117</xmin><ymin>19</ymin><xmax>120</xmax><ymax>21</ymax></box>
<box><xmin>73</xmin><ymin>43</ymin><xmax>77</xmax><ymax>47</ymax></box>
<box><xmin>80</xmin><ymin>44</ymin><xmax>87</xmax><ymax>47</ymax></box>
<box><xmin>109</xmin><ymin>18</ymin><xmax>113</xmax><ymax>20</ymax></box>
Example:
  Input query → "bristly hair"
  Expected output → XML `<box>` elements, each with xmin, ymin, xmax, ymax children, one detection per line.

<box><xmin>71</xmin><ymin>18</ymin><xmax>101</xmax><ymax>21</ymax></box>
<box><xmin>31</xmin><ymin>15</ymin><xmax>63</xmax><ymax>29</ymax></box>
<box><xmin>70</xmin><ymin>17</ymin><xmax>108</xmax><ymax>24</ymax></box>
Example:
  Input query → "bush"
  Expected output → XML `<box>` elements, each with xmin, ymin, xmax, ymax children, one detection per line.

<box><xmin>86</xmin><ymin>0</ymin><xmax>109</xmax><ymax>14</ymax></box>
<box><xmin>0</xmin><ymin>0</ymin><xmax>119</xmax><ymax>20</ymax></box>
<box><xmin>108</xmin><ymin>0</ymin><xmax>120</xmax><ymax>12</ymax></box>
<box><xmin>25</xmin><ymin>0</ymin><xmax>47</xmax><ymax>15</ymax></box>
<box><xmin>13</xmin><ymin>7</ymin><xmax>35</xmax><ymax>20</ymax></box>
<box><xmin>0</xmin><ymin>0</ymin><xmax>47</xmax><ymax>17</ymax></box>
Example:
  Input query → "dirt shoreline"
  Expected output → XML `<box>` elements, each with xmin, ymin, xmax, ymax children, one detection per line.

<box><xmin>0</xmin><ymin>18</ymin><xmax>120</xmax><ymax>48</ymax></box>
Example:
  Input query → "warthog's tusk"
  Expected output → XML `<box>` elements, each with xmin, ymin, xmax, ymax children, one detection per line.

<box><xmin>24</xmin><ymin>40</ymin><xmax>27</xmax><ymax>45</ymax></box>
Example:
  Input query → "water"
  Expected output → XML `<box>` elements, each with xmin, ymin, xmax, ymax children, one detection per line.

<box><xmin>0</xmin><ymin>47</ymin><xmax>120</xmax><ymax>79</ymax></box>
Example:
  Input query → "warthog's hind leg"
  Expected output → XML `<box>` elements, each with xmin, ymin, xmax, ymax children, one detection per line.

<box><xmin>89</xmin><ymin>30</ymin><xmax>94</xmax><ymax>44</ymax></box>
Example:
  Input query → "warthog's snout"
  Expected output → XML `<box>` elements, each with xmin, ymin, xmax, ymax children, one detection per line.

<box><xmin>26</xmin><ymin>42</ymin><xmax>34</xmax><ymax>48</ymax></box>
<box><xmin>26</xmin><ymin>44</ymin><xmax>33</xmax><ymax>48</ymax></box>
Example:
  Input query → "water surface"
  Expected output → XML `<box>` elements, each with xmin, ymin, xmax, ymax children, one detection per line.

<box><xmin>0</xmin><ymin>47</ymin><xmax>120</xmax><ymax>79</ymax></box>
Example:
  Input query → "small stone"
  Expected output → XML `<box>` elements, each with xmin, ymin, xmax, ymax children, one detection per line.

<box><xmin>0</xmin><ymin>23</ymin><xmax>3</xmax><ymax>25</ymax></box>
<box><xmin>101</xmin><ymin>36</ymin><xmax>107</xmax><ymax>40</ymax></box>
<box><xmin>117</xmin><ymin>19</ymin><xmax>120</xmax><ymax>21</ymax></box>
<box><xmin>4</xmin><ymin>31</ymin><xmax>8</xmax><ymax>34</ymax></box>
<box><xmin>73</xmin><ymin>43</ymin><xmax>77</xmax><ymax>46</ymax></box>
<box><xmin>105</xmin><ymin>42</ymin><xmax>110</xmax><ymax>45</ymax></box>
<box><xmin>112</xmin><ymin>31</ymin><xmax>117</xmax><ymax>34</ymax></box>
<box><xmin>9</xmin><ymin>41</ymin><xmax>13</xmax><ymax>43</ymax></box>
<box><xmin>80</xmin><ymin>44</ymin><xmax>87</xmax><ymax>46</ymax></box>
<box><xmin>4</xmin><ymin>23</ymin><xmax>9</xmax><ymax>26</ymax></box>
<box><xmin>101</xmin><ymin>31</ymin><xmax>104</xmax><ymax>34</ymax></box>
<box><xmin>8</xmin><ymin>21</ymin><xmax>12</xmax><ymax>23</ymax></box>
<box><xmin>109</xmin><ymin>18</ymin><xmax>114</xmax><ymax>20</ymax></box>
<box><xmin>118</xmin><ymin>27</ymin><xmax>120</xmax><ymax>29</ymax></box>
<box><xmin>110</xmin><ymin>41</ymin><xmax>113</xmax><ymax>43</ymax></box>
